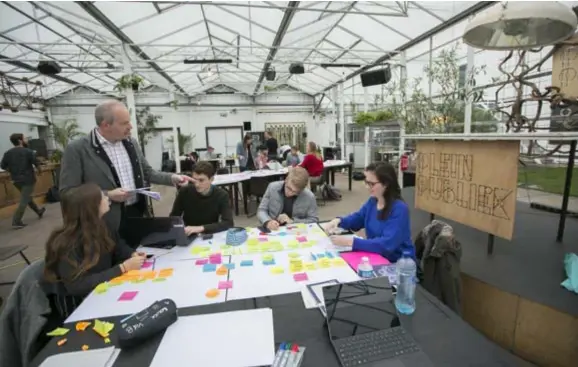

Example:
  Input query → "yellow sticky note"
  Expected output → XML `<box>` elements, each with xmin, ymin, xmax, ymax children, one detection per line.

<box><xmin>287</xmin><ymin>240</ymin><xmax>299</xmax><ymax>249</ymax></box>
<box><xmin>270</xmin><ymin>266</ymin><xmax>285</xmax><ymax>275</ymax></box>
<box><xmin>199</xmin><ymin>251</ymin><xmax>211</xmax><ymax>258</ymax></box>
<box><xmin>47</xmin><ymin>327</ymin><xmax>69</xmax><ymax>337</ymax></box>
<box><xmin>93</xmin><ymin>319</ymin><xmax>114</xmax><ymax>338</ymax></box>
<box><xmin>95</xmin><ymin>283</ymin><xmax>108</xmax><ymax>294</ymax></box>
<box><xmin>300</xmin><ymin>242</ymin><xmax>315</xmax><ymax>248</ymax></box>
<box><xmin>247</xmin><ymin>238</ymin><xmax>259</xmax><ymax>247</ymax></box>
<box><xmin>288</xmin><ymin>252</ymin><xmax>301</xmax><ymax>259</ymax></box>
<box><xmin>260</xmin><ymin>244</ymin><xmax>271</xmax><ymax>252</ymax></box>
<box><xmin>109</xmin><ymin>279</ymin><xmax>124</xmax><ymax>287</ymax></box>
<box><xmin>332</xmin><ymin>258</ymin><xmax>348</xmax><ymax>267</ymax></box>
<box><xmin>271</xmin><ymin>243</ymin><xmax>285</xmax><ymax>252</ymax></box>
<box><xmin>220</xmin><ymin>245</ymin><xmax>232</xmax><ymax>250</ymax></box>
<box><xmin>141</xmin><ymin>271</ymin><xmax>157</xmax><ymax>280</ymax></box>
<box><xmin>318</xmin><ymin>258</ymin><xmax>331</xmax><ymax>268</ymax></box>
<box><xmin>305</xmin><ymin>262</ymin><xmax>317</xmax><ymax>271</ymax></box>
<box><xmin>296</xmin><ymin>223</ymin><xmax>306</xmax><ymax>229</ymax></box>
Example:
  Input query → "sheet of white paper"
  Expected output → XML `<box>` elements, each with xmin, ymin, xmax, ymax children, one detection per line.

<box><xmin>149</xmin><ymin>308</ymin><xmax>275</xmax><ymax>367</ymax></box>
<box><xmin>300</xmin><ymin>279</ymin><xmax>340</xmax><ymax>309</ymax></box>
<box><xmin>139</xmin><ymin>190</ymin><xmax>161</xmax><ymax>201</ymax></box>
<box><xmin>40</xmin><ymin>347</ymin><xmax>118</xmax><ymax>367</ymax></box>
<box><xmin>66</xmin><ymin>259</ymin><xmax>227</xmax><ymax>323</ymax></box>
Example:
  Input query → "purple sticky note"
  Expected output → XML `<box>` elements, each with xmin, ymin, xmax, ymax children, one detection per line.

<box><xmin>141</xmin><ymin>261</ymin><xmax>154</xmax><ymax>269</ymax></box>
<box><xmin>293</xmin><ymin>273</ymin><xmax>309</xmax><ymax>282</ymax></box>
<box><xmin>218</xmin><ymin>280</ymin><xmax>233</xmax><ymax>290</ymax></box>
<box><xmin>118</xmin><ymin>291</ymin><xmax>138</xmax><ymax>301</ymax></box>
<box><xmin>258</xmin><ymin>237</ymin><xmax>268</xmax><ymax>242</ymax></box>
<box><xmin>195</xmin><ymin>259</ymin><xmax>208</xmax><ymax>265</ymax></box>
<box><xmin>296</xmin><ymin>236</ymin><xmax>307</xmax><ymax>243</ymax></box>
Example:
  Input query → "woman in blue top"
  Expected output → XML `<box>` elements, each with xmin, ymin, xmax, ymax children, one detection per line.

<box><xmin>323</xmin><ymin>161</ymin><xmax>415</xmax><ymax>263</ymax></box>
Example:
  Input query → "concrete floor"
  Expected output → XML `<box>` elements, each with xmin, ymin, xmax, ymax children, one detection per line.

<box><xmin>0</xmin><ymin>174</ymin><xmax>364</xmax><ymax>305</ymax></box>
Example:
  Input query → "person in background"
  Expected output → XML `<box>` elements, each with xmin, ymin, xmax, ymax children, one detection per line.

<box><xmin>323</xmin><ymin>162</ymin><xmax>414</xmax><ymax>263</ymax></box>
<box><xmin>236</xmin><ymin>133</ymin><xmax>256</xmax><ymax>172</ymax></box>
<box><xmin>170</xmin><ymin>161</ymin><xmax>234</xmax><ymax>235</ymax></box>
<box><xmin>258</xmin><ymin>166</ymin><xmax>318</xmax><ymax>230</ymax></box>
<box><xmin>187</xmin><ymin>151</ymin><xmax>198</xmax><ymax>163</ymax></box>
<box><xmin>42</xmin><ymin>183</ymin><xmax>145</xmax><ymax>320</ymax></box>
<box><xmin>0</xmin><ymin>133</ymin><xmax>46</xmax><ymax>229</ymax></box>
<box><xmin>285</xmin><ymin>145</ymin><xmax>302</xmax><ymax>167</ymax></box>
<box><xmin>59</xmin><ymin>100</ymin><xmax>194</xmax><ymax>245</ymax></box>
<box><xmin>279</xmin><ymin>144</ymin><xmax>291</xmax><ymax>161</ymax></box>
<box><xmin>204</xmin><ymin>146</ymin><xmax>217</xmax><ymax>160</ymax></box>
<box><xmin>265</xmin><ymin>131</ymin><xmax>278</xmax><ymax>161</ymax></box>
<box><xmin>255</xmin><ymin>145</ymin><xmax>269</xmax><ymax>170</ymax></box>
<box><xmin>300</xmin><ymin>141</ymin><xmax>324</xmax><ymax>186</ymax></box>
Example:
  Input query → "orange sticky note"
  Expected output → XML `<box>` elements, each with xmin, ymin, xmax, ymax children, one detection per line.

<box><xmin>81</xmin><ymin>344</ymin><xmax>89</xmax><ymax>351</ymax></box>
<box><xmin>109</xmin><ymin>279</ymin><xmax>124</xmax><ymax>286</ymax></box>
<box><xmin>126</xmin><ymin>270</ymin><xmax>141</xmax><ymax>276</ymax></box>
<box><xmin>205</xmin><ymin>288</ymin><xmax>220</xmax><ymax>298</ymax></box>
<box><xmin>75</xmin><ymin>321</ymin><xmax>91</xmax><ymax>331</ymax></box>
<box><xmin>158</xmin><ymin>268</ymin><xmax>174</xmax><ymax>277</ymax></box>
<box><xmin>215</xmin><ymin>265</ymin><xmax>228</xmax><ymax>276</ymax></box>
<box><xmin>57</xmin><ymin>338</ymin><xmax>67</xmax><ymax>346</ymax></box>
<box><xmin>141</xmin><ymin>271</ymin><xmax>156</xmax><ymax>280</ymax></box>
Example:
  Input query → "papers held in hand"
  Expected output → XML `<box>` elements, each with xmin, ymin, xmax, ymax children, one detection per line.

<box><xmin>125</xmin><ymin>187</ymin><xmax>162</xmax><ymax>201</ymax></box>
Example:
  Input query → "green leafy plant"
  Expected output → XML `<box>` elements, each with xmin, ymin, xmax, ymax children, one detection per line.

<box><xmin>169</xmin><ymin>99</ymin><xmax>179</xmax><ymax>110</ymax></box>
<box><xmin>167</xmin><ymin>132</ymin><xmax>195</xmax><ymax>156</ymax></box>
<box><xmin>115</xmin><ymin>74</ymin><xmax>144</xmax><ymax>92</ymax></box>
<box><xmin>136</xmin><ymin>107</ymin><xmax>162</xmax><ymax>155</ymax></box>
<box><xmin>385</xmin><ymin>44</ymin><xmax>494</xmax><ymax>133</ymax></box>
<box><xmin>50</xmin><ymin>149</ymin><xmax>63</xmax><ymax>164</ymax></box>
<box><xmin>374</xmin><ymin>110</ymin><xmax>394</xmax><ymax>122</ymax></box>
<box><xmin>354</xmin><ymin>110</ymin><xmax>395</xmax><ymax>126</ymax></box>
<box><xmin>51</xmin><ymin>119</ymin><xmax>84</xmax><ymax>150</ymax></box>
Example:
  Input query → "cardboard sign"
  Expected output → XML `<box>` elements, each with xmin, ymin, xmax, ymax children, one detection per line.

<box><xmin>415</xmin><ymin>140</ymin><xmax>519</xmax><ymax>240</ymax></box>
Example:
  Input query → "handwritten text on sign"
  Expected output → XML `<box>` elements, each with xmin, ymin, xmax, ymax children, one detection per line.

<box><xmin>414</xmin><ymin>140</ymin><xmax>519</xmax><ymax>240</ymax></box>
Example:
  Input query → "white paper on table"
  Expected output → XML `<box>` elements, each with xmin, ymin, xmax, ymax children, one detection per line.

<box><xmin>149</xmin><ymin>308</ymin><xmax>275</xmax><ymax>367</ymax></box>
<box><xmin>300</xmin><ymin>279</ymin><xmax>340</xmax><ymax>309</ymax></box>
<box><xmin>39</xmin><ymin>346</ymin><xmax>119</xmax><ymax>367</ymax></box>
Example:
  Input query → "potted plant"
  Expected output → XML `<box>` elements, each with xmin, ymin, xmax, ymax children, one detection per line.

<box><xmin>115</xmin><ymin>74</ymin><xmax>144</xmax><ymax>92</ymax></box>
<box><xmin>354</xmin><ymin>111</ymin><xmax>376</xmax><ymax>126</ymax></box>
<box><xmin>136</xmin><ymin>107</ymin><xmax>162</xmax><ymax>155</ymax></box>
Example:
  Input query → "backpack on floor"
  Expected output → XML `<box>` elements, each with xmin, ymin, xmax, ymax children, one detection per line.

<box><xmin>45</xmin><ymin>186</ymin><xmax>60</xmax><ymax>203</ymax></box>
<box><xmin>352</xmin><ymin>171</ymin><xmax>365</xmax><ymax>181</ymax></box>
<box><xmin>321</xmin><ymin>184</ymin><xmax>342</xmax><ymax>201</ymax></box>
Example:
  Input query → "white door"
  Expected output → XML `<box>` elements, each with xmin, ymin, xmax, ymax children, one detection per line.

<box><xmin>225</xmin><ymin>128</ymin><xmax>241</xmax><ymax>156</ymax></box>
<box><xmin>207</xmin><ymin>129</ymin><xmax>227</xmax><ymax>156</ymax></box>
<box><xmin>144</xmin><ymin>133</ymin><xmax>163</xmax><ymax>170</ymax></box>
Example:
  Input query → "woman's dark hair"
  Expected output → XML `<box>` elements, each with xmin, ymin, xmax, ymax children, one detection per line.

<box><xmin>44</xmin><ymin>183</ymin><xmax>115</xmax><ymax>282</ymax></box>
<box><xmin>365</xmin><ymin>161</ymin><xmax>402</xmax><ymax>220</ymax></box>
<box><xmin>243</xmin><ymin>133</ymin><xmax>252</xmax><ymax>147</ymax></box>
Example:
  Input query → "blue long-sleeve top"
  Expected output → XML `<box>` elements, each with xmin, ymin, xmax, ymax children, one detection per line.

<box><xmin>339</xmin><ymin>198</ymin><xmax>415</xmax><ymax>263</ymax></box>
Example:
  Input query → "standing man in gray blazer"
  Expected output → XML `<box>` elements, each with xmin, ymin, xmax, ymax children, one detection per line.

<box><xmin>59</xmin><ymin>100</ymin><xmax>194</xmax><ymax>246</ymax></box>
<box><xmin>258</xmin><ymin>166</ymin><xmax>318</xmax><ymax>229</ymax></box>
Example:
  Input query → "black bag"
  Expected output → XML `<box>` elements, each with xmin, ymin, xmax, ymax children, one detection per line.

<box><xmin>45</xmin><ymin>186</ymin><xmax>60</xmax><ymax>203</ymax></box>
<box><xmin>321</xmin><ymin>184</ymin><xmax>342</xmax><ymax>201</ymax></box>
<box><xmin>352</xmin><ymin>171</ymin><xmax>365</xmax><ymax>181</ymax></box>
<box><xmin>117</xmin><ymin>299</ymin><xmax>178</xmax><ymax>349</ymax></box>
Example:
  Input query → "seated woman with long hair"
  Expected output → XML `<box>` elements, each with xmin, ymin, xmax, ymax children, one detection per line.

<box><xmin>43</xmin><ymin>183</ymin><xmax>145</xmax><ymax>319</ymax></box>
<box><xmin>323</xmin><ymin>162</ymin><xmax>415</xmax><ymax>263</ymax></box>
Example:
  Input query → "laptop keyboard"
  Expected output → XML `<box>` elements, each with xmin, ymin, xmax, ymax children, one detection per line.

<box><xmin>334</xmin><ymin>327</ymin><xmax>421</xmax><ymax>367</ymax></box>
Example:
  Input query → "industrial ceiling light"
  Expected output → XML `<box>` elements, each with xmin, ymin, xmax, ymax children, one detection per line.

<box><xmin>463</xmin><ymin>2</ymin><xmax>577</xmax><ymax>50</ymax></box>
<box><xmin>183</xmin><ymin>58</ymin><xmax>233</xmax><ymax>64</ymax></box>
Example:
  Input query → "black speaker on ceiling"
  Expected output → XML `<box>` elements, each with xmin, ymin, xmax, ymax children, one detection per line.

<box><xmin>243</xmin><ymin>121</ymin><xmax>252</xmax><ymax>131</ymax></box>
<box><xmin>360</xmin><ymin>65</ymin><xmax>391</xmax><ymax>87</ymax></box>
<box><xmin>265</xmin><ymin>69</ymin><xmax>276</xmax><ymax>81</ymax></box>
<box><xmin>289</xmin><ymin>62</ymin><xmax>305</xmax><ymax>74</ymax></box>
<box><xmin>37</xmin><ymin>61</ymin><xmax>61</xmax><ymax>75</ymax></box>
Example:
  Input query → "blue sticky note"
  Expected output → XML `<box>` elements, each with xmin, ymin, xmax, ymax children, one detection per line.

<box><xmin>240</xmin><ymin>260</ymin><xmax>254</xmax><ymax>267</ymax></box>
<box><xmin>224</xmin><ymin>263</ymin><xmax>236</xmax><ymax>270</ymax></box>
<box><xmin>316</xmin><ymin>253</ymin><xmax>326</xmax><ymax>259</ymax></box>
<box><xmin>278</xmin><ymin>232</ymin><xmax>287</xmax><ymax>236</ymax></box>
<box><xmin>263</xmin><ymin>259</ymin><xmax>276</xmax><ymax>266</ymax></box>
<box><xmin>203</xmin><ymin>264</ymin><xmax>217</xmax><ymax>272</ymax></box>
<box><xmin>325</xmin><ymin>252</ymin><xmax>335</xmax><ymax>259</ymax></box>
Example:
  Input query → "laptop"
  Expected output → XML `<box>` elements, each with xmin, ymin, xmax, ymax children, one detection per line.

<box><xmin>125</xmin><ymin>217</ymin><xmax>192</xmax><ymax>249</ymax></box>
<box><xmin>322</xmin><ymin>277</ymin><xmax>433</xmax><ymax>367</ymax></box>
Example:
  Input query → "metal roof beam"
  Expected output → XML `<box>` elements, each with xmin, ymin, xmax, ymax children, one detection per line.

<box><xmin>253</xmin><ymin>1</ymin><xmax>299</xmax><ymax>95</ymax></box>
<box><xmin>76</xmin><ymin>1</ymin><xmax>189</xmax><ymax>96</ymax></box>
<box><xmin>318</xmin><ymin>1</ymin><xmax>495</xmax><ymax>94</ymax></box>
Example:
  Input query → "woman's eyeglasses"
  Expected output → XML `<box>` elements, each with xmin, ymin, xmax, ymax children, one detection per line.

<box><xmin>364</xmin><ymin>180</ymin><xmax>379</xmax><ymax>188</ymax></box>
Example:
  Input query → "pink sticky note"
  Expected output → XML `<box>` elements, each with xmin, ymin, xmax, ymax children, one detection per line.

<box><xmin>339</xmin><ymin>252</ymin><xmax>390</xmax><ymax>270</ymax></box>
<box><xmin>195</xmin><ymin>259</ymin><xmax>208</xmax><ymax>265</ymax></box>
<box><xmin>293</xmin><ymin>273</ymin><xmax>309</xmax><ymax>282</ymax></box>
<box><xmin>218</xmin><ymin>280</ymin><xmax>233</xmax><ymax>290</ymax></box>
<box><xmin>258</xmin><ymin>237</ymin><xmax>268</xmax><ymax>242</ymax></box>
<box><xmin>296</xmin><ymin>236</ymin><xmax>307</xmax><ymax>243</ymax></box>
<box><xmin>209</xmin><ymin>255</ymin><xmax>222</xmax><ymax>264</ymax></box>
<box><xmin>118</xmin><ymin>291</ymin><xmax>138</xmax><ymax>301</ymax></box>
<box><xmin>141</xmin><ymin>261</ymin><xmax>153</xmax><ymax>269</ymax></box>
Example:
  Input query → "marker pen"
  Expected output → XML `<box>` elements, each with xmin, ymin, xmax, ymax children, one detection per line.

<box><xmin>286</xmin><ymin>344</ymin><xmax>299</xmax><ymax>367</ymax></box>
<box><xmin>272</xmin><ymin>343</ymin><xmax>285</xmax><ymax>367</ymax></box>
<box><xmin>278</xmin><ymin>343</ymin><xmax>290</xmax><ymax>367</ymax></box>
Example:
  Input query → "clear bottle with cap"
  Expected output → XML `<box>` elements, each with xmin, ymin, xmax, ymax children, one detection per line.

<box><xmin>394</xmin><ymin>250</ymin><xmax>417</xmax><ymax>315</ymax></box>
<box><xmin>357</xmin><ymin>256</ymin><xmax>374</xmax><ymax>278</ymax></box>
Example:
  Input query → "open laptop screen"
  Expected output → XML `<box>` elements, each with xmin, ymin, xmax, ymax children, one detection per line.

<box><xmin>322</xmin><ymin>277</ymin><xmax>398</xmax><ymax>342</ymax></box>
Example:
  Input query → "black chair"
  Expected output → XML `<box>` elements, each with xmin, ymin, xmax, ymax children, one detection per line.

<box><xmin>246</xmin><ymin>177</ymin><xmax>271</xmax><ymax>218</ymax></box>
<box><xmin>310</xmin><ymin>175</ymin><xmax>326</xmax><ymax>206</ymax></box>
<box><xmin>0</xmin><ymin>245</ymin><xmax>31</xmax><ymax>287</ymax></box>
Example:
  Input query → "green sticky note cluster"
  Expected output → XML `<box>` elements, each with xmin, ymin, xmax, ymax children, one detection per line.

<box><xmin>191</xmin><ymin>246</ymin><xmax>211</xmax><ymax>255</ymax></box>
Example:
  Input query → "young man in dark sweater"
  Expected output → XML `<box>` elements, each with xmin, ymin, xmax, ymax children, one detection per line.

<box><xmin>0</xmin><ymin>133</ymin><xmax>46</xmax><ymax>228</ymax></box>
<box><xmin>170</xmin><ymin>161</ymin><xmax>234</xmax><ymax>235</ymax></box>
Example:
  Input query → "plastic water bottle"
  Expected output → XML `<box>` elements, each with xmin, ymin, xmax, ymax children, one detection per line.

<box><xmin>357</xmin><ymin>257</ymin><xmax>374</xmax><ymax>278</ymax></box>
<box><xmin>394</xmin><ymin>251</ymin><xmax>416</xmax><ymax>315</ymax></box>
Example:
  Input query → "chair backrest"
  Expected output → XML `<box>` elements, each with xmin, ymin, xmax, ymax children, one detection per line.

<box><xmin>248</xmin><ymin>177</ymin><xmax>270</xmax><ymax>197</ymax></box>
<box><xmin>217</xmin><ymin>168</ymin><xmax>229</xmax><ymax>175</ymax></box>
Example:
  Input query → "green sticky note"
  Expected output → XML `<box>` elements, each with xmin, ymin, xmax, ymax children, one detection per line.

<box><xmin>153</xmin><ymin>277</ymin><xmax>167</xmax><ymax>282</ymax></box>
<box><xmin>262</xmin><ymin>254</ymin><xmax>274</xmax><ymax>261</ymax></box>
<box><xmin>47</xmin><ymin>327</ymin><xmax>69</xmax><ymax>337</ymax></box>
<box><xmin>95</xmin><ymin>283</ymin><xmax>108</xmax><ymax>294</ymax></box>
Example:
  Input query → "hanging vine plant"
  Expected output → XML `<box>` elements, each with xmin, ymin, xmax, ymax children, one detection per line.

<box><xmin>169</xmin><ymin>99</ymin><xmax>179</xmax><ymax>110</ymax></box>
<box><xmin>354</xmin><ymin>110</ymin><xmax>394</xmax><ymax>126</ymax></box>
<box><xmin>115</xmin><ymin>74</ymin><xmax>144</xmax><ymax>92</ymax></box>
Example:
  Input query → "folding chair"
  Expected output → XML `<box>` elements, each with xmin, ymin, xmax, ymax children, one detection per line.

<box><xmin>0</xmin><ymin>244</ymin><xmax>31</xmax><ymax>287</ymax></box>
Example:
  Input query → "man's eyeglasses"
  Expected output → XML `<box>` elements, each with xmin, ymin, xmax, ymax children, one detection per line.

<box><xmin>285</xmin><ymin>184</ymin><xmax>300</xmax><ymax>195</ymax></box>
<box><xmin>365</xmin><ymin>180</ymin><xmax>379</xmax><ymax>188</ymax></box>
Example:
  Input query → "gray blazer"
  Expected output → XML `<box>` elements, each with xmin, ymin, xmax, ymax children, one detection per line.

<box><xmin>235</xmin><ymin>141</ymin><xmax>256</xmax><ymax>168</ymax></box>
<box><xmin>59</xmin><ymin>131</ymin><xmax>173</xmax><ymax>230</ymax></box>
<box><xmin>257</xmin><ymin>181</ymin><xmax>318</xmax><ymax>224</ymax></box>
<box><xmin>0</xmin><ymin>260</ymin><xmax>51</xmax><ymax>367</ymax></box>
